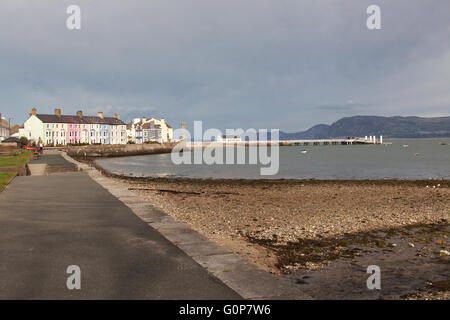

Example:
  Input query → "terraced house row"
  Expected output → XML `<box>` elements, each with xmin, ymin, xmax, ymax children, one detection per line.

<box><xmin>20</xmin><ymin>108</ymin><xmax>127</xmax><ymax>145</ymax></box>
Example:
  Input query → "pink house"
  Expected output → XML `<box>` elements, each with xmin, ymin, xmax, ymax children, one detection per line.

<box><xmin>67</xmin><ymin>122</ymin><xmax>80</xmax><ymax>144</ymax></box>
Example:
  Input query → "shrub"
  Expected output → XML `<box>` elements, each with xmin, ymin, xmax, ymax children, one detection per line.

<box><xmin>19</xmin><ymin>136</ymin><xmax>29</xmax><ymax>145</ymax></box>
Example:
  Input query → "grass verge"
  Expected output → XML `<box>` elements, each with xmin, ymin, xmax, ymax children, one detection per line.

<box><xmin>0</xmin><ymin>172</ymin><xmax>16</xmax><ymax>191</ymax></box>
<box><xmin>0</xmin><ymin>150</ymin><xmax>32</xmax><ymax>167</ymax></box>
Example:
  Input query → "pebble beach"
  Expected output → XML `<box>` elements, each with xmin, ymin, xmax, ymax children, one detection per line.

<box><xmin>107</xmin><ymin>175</ymin><xmax>449</xmax><ymax>299</ymax></box>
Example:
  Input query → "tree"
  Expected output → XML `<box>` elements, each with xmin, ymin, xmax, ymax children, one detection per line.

<box><xmin>19</xmin><ymin>136</ymin><xmax>29</xmax><ymax>146</ymax></box>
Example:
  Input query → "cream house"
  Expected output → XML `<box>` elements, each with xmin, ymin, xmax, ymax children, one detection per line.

<box><xmin>127</xmin><ymin>117</ymin><xmax>173</xmax><ymax>143</ymax></box>
<box><xmin>146</xmin><ymin>118</ymin><xmax>173</xmax><ymax>142</ymax></box>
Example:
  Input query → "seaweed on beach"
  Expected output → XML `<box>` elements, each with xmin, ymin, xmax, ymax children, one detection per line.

<box><xmin>244</xmin><ymin>221</ymin><xmax>450</xmax><ymax>273</ymax></box>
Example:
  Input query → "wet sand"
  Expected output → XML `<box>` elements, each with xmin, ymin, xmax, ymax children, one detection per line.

<box><xmin>101</xmin><ymin>172</ymin><xmax>449</xmax><ymax>299</ymax></box>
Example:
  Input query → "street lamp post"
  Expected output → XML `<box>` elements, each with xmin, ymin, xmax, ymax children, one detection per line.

<box><xmin>8</xmin><ymin>118</ymin><xmax>13</xmax><ymax>138</ymax></box>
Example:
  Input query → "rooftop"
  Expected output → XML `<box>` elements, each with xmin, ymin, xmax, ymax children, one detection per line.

<box><xmin>35</xmin><ymin>114</ymin><xmax>125</xmax><ymax>126</ymax></box>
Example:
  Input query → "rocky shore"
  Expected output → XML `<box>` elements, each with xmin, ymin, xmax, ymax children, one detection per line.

<box><xmin>101</xmin><ymin>172</ymin><xmax>449</xmax><ymax>299</ymax></box>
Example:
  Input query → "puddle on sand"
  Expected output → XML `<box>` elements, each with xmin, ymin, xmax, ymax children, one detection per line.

<box><xmin>283</xmin><ymin>224</ymin><xmax>449</xmax><ymax>299</ymax></box>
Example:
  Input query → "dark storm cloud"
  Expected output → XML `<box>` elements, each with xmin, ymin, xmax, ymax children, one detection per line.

<box><xmin>1</xmin><ymin>0</ymin><xmax>449</xmax><ymax>131</ymax></box>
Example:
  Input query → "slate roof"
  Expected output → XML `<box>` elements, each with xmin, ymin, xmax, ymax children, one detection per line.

<box><xmin>142</xmin><ymin>122</ymin><xmax>162</xmax><ymax>129</ymax></box>
<box><xmin>125</xmin><ymin>118</ymin><xmax>171</xmax><ymax>130</ymax></box>
<box><xmin>35</xmin><ymin>114</ymin><xmax>125</xmax><ymax>125</ymax></box>
<box><xmin>2</xmin><ymin>137</ymin><xmax>22</xmax><ymax>144</ymax></box>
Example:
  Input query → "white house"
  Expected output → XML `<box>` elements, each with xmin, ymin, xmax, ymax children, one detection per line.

<box><xmin>0</xmin><ymin>117</ymin><xmax>9</xmax><ymax>142</ymax></box>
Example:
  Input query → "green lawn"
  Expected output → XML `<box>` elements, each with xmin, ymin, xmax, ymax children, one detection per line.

<box><xmin>0</xmin><ymin>172</ymin><xmax>16</xmax><ymax>191</ymax></box>
<box><xmin>0</xmin><ymin>150</ymin><xmax>32</xmax><ymax>167</ymax></box>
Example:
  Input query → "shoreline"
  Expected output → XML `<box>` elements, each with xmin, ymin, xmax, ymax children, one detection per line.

<box><xmin>90</xmin><ymin>159</ymin><xmax>449</xmax><ymax>186</ymax></box>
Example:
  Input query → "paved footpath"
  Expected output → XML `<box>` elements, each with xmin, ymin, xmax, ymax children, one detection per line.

<box><xmin>0</xmin><ymin>156</ymin><xmax>241</xmax><ymax>299</ymax></box>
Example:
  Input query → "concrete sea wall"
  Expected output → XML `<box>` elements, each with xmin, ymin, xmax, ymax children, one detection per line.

<box><xmin>65</xmin><ymin>143</ymin><xmax>176</xmax><ymax>159</ymax></box>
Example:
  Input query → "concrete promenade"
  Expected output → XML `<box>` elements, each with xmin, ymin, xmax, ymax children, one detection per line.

<box><xmin>0</xmin><ymin>155</ymin><xmax>241</xmax><ymax>299</ymax></box>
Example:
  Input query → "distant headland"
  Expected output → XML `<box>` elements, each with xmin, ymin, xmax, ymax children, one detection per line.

<box><xmin>280</xmin><ymin>116</ymin><xmax>450</xmax><ymax>139</ymax></box>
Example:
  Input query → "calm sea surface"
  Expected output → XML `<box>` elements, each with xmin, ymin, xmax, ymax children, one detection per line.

<box><xmin>97</xmin><ymin>138</ymin><xmax>450</xmax><ymax>180</ymax></box>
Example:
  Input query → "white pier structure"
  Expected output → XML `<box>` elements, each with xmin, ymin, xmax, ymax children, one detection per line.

<box><xmin>281</xmin><ymin>136</ymin><xmax>383</xmax><ymax>146</ymax></box>
<box><xmin>186</xmin><ymin>136</ymin><xmax>384</xmax><ymax>148</ymax></box>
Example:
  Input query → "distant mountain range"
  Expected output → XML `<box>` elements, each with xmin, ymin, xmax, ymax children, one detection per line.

<box><xmin>278</xmin><ymin>116</ymin><xmax>450</xmax><ymax>139</ymax></box>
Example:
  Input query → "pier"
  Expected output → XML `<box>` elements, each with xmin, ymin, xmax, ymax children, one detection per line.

<box><xmin>279</xmin><ymin>137</ymin><xmax>382</xmax><ymax>146</ymax></box>
<box><xmin>186</xmin><ymin>136</ymin><xmax>383</xmax><ymax>148</ymax></box>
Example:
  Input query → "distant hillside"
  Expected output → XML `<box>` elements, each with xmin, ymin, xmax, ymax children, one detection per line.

<box><xmin>279</xmin><ymin>116</ymin><xmax>450</xmax><ymax>139</ymax></box>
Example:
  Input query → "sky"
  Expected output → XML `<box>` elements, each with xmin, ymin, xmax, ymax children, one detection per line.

<box><xmin>1</xmin><ymin>0</ymin><xmax>449</xmax><ymax>132</ymax></box>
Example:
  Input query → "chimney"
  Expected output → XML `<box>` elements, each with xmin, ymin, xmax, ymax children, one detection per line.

<box><xmin>114</xmin><ymin>113</ymin><xmax>120</xmax><ymax>120</ymax></box>
<box><xmin>31</xmin><ymin>108</ymin><xmax>37</xmax><ymax>116</ymax></box>
<box><xmin>54</xmin><ymin>108</ymin><xmax>61</xmax><ymax>117</ymax></box>
<box><xmin>77</xmin><ymin>110</ymin><xmax>83</xmax><ymax>118</ymax></box>
<box><xmin>97</xmin><ymin>112</ymin><xmax>104</xmax><ymax>119</ymax></box>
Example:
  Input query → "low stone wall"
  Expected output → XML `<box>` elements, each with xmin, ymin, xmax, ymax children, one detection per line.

<box><xmin>0</xmin><ymin>143</ymin><xmax>21</xmax><ymax>156</ymax></box>
<box><xmin>0</xmin><ymin>165</ymin><xmax>27</xmax><ymax>176</ymax></box>
<box><xmin>0</xmin><ymin>142</ymin><xmax>17</xmax><ymax>148</ymax></box>
<box><xmin>65</xmin><ymin>143</ymin><xmax>177</xmax><ymax>159</ymax></box>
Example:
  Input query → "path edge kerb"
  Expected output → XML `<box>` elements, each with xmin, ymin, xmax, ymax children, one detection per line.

<box><xmin>61</xmin><ymin>151</ymin><xmax>311</xmax><ymax>300</ymax></box>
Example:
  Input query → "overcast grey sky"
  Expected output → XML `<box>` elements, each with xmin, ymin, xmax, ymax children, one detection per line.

<box><xmin>1</xmin><ymin>0</ymin><xmax>449</xmax><ymax>131</ymax></box>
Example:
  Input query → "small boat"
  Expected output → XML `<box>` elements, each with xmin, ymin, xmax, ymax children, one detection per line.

<box><xmin>440</xmin><ymin>142</ymin><xmax>448</xmax><ymax>145</ymax></box>
<box><xmin>402</xmin><ymin>144</ymin><xmax>408</xmax><ymax>147</ymax></box>
<box><xmin>300</xmin><ymin>149</ymin><xmax>307</xmax><ymax>154</ymax></box>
